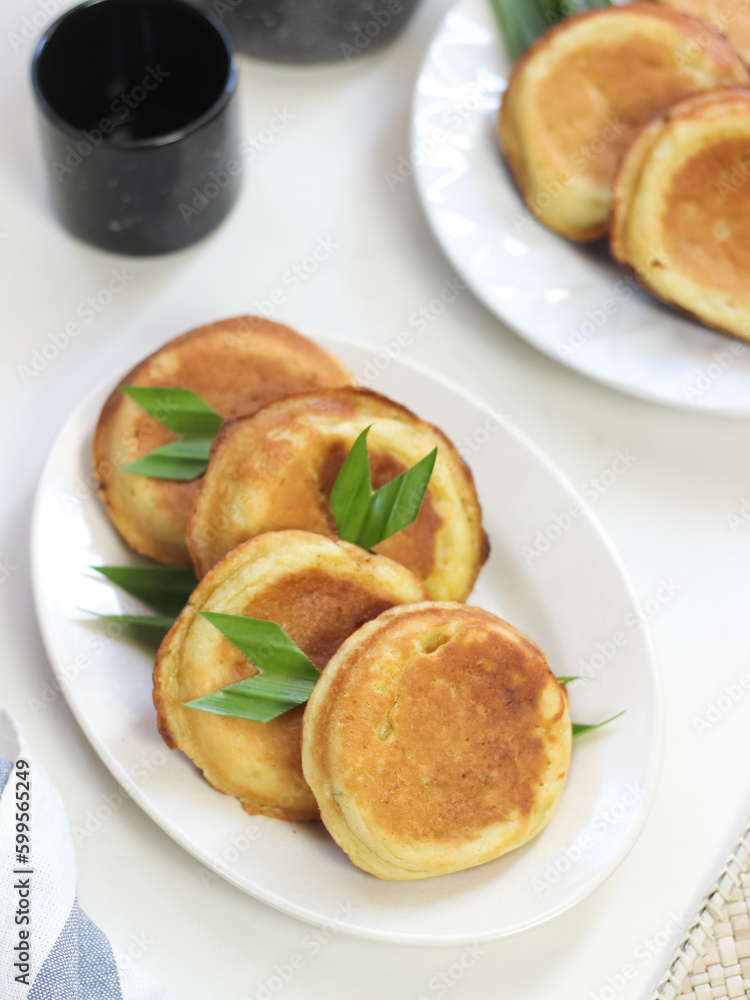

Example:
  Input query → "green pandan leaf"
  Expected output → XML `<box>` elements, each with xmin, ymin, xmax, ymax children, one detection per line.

<box><xmin>119</xmin><ymin>387</ymin><xmax>223</xmax><ymax>438</ymax></box>
<box><xmin>91</xmin><ymin>565</ymin><xmax>197</xmax><ymax>617</ymax></box>
<box><xmin>86</xmin><ymin>612</ymin><xmax>175</xmax><ymax>628</ymax></box>
<box><xmin>120</xmin><ymin>438</ymin><xmax>214</xmax><ymax>480</ymax></box>
<box><xmin>329</xmin><ymin>426</ymin><xmax>373</xmax><ymax>542</ymax></box>
<box><xmin>572</xmin><ymin>711</ymin><xmax>625</xmax><ymax>739</ymax></box>
<box><xmin>199</xmin><ymin>613</ymin><xmax>319</xmax><ymax>681</ymax></box>
<box><xmin>489</xmin><ymin>0</ymin><xmax>610</xmax><ymax>61</ymax></box>
<box><xmin>330</xmin><ymin>425</ymin><xmax>437</xmax><ymax>550</ymax></box>
<box><xmin>185</xmin><ymin>614</ymin><xmax>319</xmax><ymax>723</ymax></box>
<box><xmin>80</xmin><ymin>611</ymin><xmax>174</xmax><ymax>649</ymax></box>
<box><xmin>118</xmin><ymin>386</ymin><xmax>223</xmax><ymax>480</ymax></box>
<box><xmin>185</xmin><ymin>673</ymin><xmax>318</xmax><ymax>723</ymax></box>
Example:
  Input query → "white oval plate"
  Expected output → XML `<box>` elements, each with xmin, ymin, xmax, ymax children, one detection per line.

<box><xmin>411</xmin><ymin>0</ymin><xmax>750</xmax><ymax>416</ymax></box>
<box><xmin>31</xmin><ymin>335</ymin><xmax>660</xmax><ymax>945</ymax></box>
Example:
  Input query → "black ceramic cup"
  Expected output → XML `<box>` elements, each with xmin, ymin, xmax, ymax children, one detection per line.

<box><xmin>32</xmin><ymin>0</ymin><xmax>241</xmax><ymax>255</ymax></box>
<box><xmin>193</xmin><ymin>0</ymin><xmax>420</xmax><ymax>64</ymax></box>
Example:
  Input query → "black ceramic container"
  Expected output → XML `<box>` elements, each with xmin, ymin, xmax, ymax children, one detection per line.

<box><xmin>32</xmin><ymin>0</ymin><xmax>241</xmax><ymax>255</ymax></box>
<box><xmin>193</xmin><ymin>0</ymin><xmax>420</xmax><ymax>63</ymax></box>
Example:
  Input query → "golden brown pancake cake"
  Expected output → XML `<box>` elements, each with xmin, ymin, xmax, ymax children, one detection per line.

<box><xmin>187</xmin><ymin>387</ymin><xmax>488</xmax><ymax>601</ymax></box>
<box><xmin>93</xmin><ymin>317</ymin><xmax>354</xmax><ymax>567</ymax></box>
<box><xmin>611</xmin><ymin>88</ymin><xmax>750</xmax><ymax>342</ymax></box>
<box><xmin>655</xmin><ymin>0</ymin><xmax>750</xmax><ymax>65</ymax></box>
<box><xmin>499</xmin><ymin>3</ymin><xmax>749</xmax><ymax>242</ymax></box>
<box><xmin>153</xmin><ymin>531</ymin><xmax>428</xmax><ymax>821</ymax></box>
<box><xmin>302</xmin><ymin>603</ymin><xmax>571</xmax><ymax>880</ymax></box>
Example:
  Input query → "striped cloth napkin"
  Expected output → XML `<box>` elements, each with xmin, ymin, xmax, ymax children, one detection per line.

<box><xmin>0</xmin><ymin>709</ymin><xmax>174</xmax><ymax>1000</ymax></box>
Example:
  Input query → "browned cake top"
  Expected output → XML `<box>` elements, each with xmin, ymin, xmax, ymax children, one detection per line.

<box><xmin>655</xmin><ymin>0</ymin><xmax>750</xmax><ymax>64</ymax></box>
<box><xmin>303</xmin><ymin>602</ymin><xmax>571</xmax><ymax>875</ymax></box>
<box><xmin>188</xmin><ymin>386</ymin><xmax>487</xmax><ymax>601</ymax></box>
<box><xmin>663</xmin><ymin>134</ymin><xmax>750</xmax><ymax>293</ymax></box>
<box><xmin>153</xmin><ymin>531</ymin><xmax>428</xmax><ymax>821</ymax></box>
<box><xmin>93</xmin><ymin>317</ymin><xmax>354</xmax><ymax>566</ymax></box>
<box><xmin>242</xmin><ymin>567</ymin><xmax>398</xmax><ymax>671</ymax></box>
<box><xmin>526</xmin><ymin>3</ymin><xmax>748</xmax><ymax>190</ymax></box>
<box><xmin>611</xmin><ymin>87</ymin><xmax>750</xmax><ymax>342</ymax></box>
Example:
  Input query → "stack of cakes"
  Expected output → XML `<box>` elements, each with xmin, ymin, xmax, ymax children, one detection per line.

<box><xmin>499</xmin><ymin>3</ymin><xmax>750</xmax><ymax>344</ymax></box>
<box><xmin>95</xmin><ymin>316</ymin><xmax>571</xmax><ymax>881</ymax></box>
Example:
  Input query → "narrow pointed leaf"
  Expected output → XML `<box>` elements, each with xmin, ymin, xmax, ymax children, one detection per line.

<box><xmin>92</xmin><ymin>565</ymin><xmax>197</xmax><ymax>617</ymax></box>
<box><xmin>186</xmin><ymin>613</ymin><xmax>320</xmax><ymax>722</ymax></box>
<box><xmin>489</xmin><ymin>0</ymin><xmax>610</xmax><ymax>61</ymax></box>
<box><xmin>330</xmin><ymin>422</ymin><xmax>437</xmax><ymax>551</ymax></box>
<box><xmin>120</xmin><ymin>386</ymin><xmax>223</xmax><ymax>439</ymax></box>
<box><xmin>131</xmin><ymin>438</ymin><xmax>214</xmax><ymax>461</ymax></box>
<box><xmin>186</xmin><ymin>673</ymin><xmax>317</xmax><ymax>723</ymax></box>
<box><xmin>121</xmin><ymin>438</ymin><xmax>214</xmax><ymax>480</ymax></box>
<box><xmin>563</xmin><ymin>0</ymin><xmax>610</xmax><ymax>11</ymax></box>
<box><xmin>330</xmin><ymin>426</ymin><xmax>373</xmax><ymax>542</ymax></box>
<box><xmin>80</xmin><ymin>611</ymin><xmax>173</xmax><ymax>649</ymax></box>
<box><xmin>489</xmin><ymin>0</ymin><xmax>547</xmax><ymax>60</ymax></box>
<box><xmin>86</xmin><ymin>612</ymin><xmax>175</xmax><ymax>628</ymax></box>
<box><xmin>354</xmin><ymin>447</ymin><xmax>438</xmax><ymax>551</ymax></box>
<box><xmin>535</xmin><ymin>0</ymin><xmax>561</xmax><ymax>26</ymax></box>
<box><xmin>572</xmin><ymin>710</ymin><xmax>625</xmax><ymax>738</ymax></box>
<box><xmin>557</xmin><ymin>676</ymin><xmax>581</xmax><ymax>684</ymax></box>
<box><xmin>199</xmin><ymin>613</ymin><xmax>319</xmax><ymax>681</ymax></box>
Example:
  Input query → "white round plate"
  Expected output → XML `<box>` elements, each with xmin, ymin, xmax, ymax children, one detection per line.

<box><xmin>31</xmin><ymin>336</ymin><xmax>660</xmax><ymax>945</ymax></box>
<box><xmin>411</xmin><ymin>0</ymin><xmax>750</xmax><ymax>416</ymax></box>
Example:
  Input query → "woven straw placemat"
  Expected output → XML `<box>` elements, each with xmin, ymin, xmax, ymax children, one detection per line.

<box><xmin>651</xmin><ymin>821</ymin><xmax>750</xmax><ymax>1000</ymax></box>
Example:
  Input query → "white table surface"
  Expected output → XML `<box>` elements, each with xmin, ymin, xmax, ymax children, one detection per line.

<box><xmin>1</xmin><ymin>1</ymin><xmax>749</xmax><ymax>997</ymax></box>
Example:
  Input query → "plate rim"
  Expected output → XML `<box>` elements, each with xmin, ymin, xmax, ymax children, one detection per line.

<box><xmin>29</xmin><ymin>330</ymin><xmax>663</xmax><ymax>945</ymax></box>
<box><xmin>410</xmin><ymin>0</ymin><xmax>750</xmax><ymax>419</ymax></box>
